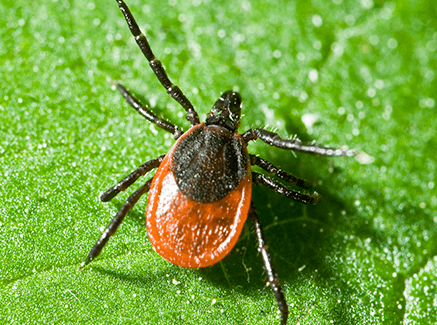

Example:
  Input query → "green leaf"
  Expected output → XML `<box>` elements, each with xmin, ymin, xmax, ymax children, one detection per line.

<box><xmin>1</xmin><ymin>0</ymin><xmax>436</xmax><ymax>324</ymax></box>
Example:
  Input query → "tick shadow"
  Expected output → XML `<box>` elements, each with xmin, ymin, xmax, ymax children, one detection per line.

<box><xmin>241</xmin><ymin>164</ymin><xmax>393</xmax><ymax>321</ymax></box>
<box><xmin>89</xmin><ymin>182</ymin><xmax>389</xmax><ymax>323</ymax></box>
<box><xmin>94</xmin><ymin>119</ymin><xmax>393</xmax><ymax>322</ymax></box>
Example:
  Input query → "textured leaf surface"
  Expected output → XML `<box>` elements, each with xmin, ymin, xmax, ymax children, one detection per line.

<box><xmin>1</xmin><ymin>0</ymin><xmax>436</xmax><ymax>324</ymax></box>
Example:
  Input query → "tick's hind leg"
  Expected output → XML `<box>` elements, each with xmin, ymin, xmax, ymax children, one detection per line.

<box><xmin>250</xmin><ymin>154</ymin><xmax>312</xmax><ymax>189</ymax></box>
<box><xmin>79</xmin><ymin>178</ymin><xmax>153</xmax><ymax>271</ymax></box>
<box><xmin>116</xmin><ymin>84</ymin><xmax>183</xmax><ymax>139</ymax></box>
<box><xmin>249</xmin><ymin>202</ymin><xmax>288</xmax><ymax>325</ymax></box>
<box><xmin>101</xmin><ymin>155</ymin><xmax>165</xmax><ymax>202</ymax></box>
<box><xmin>115</xmin><ymin>0</ymin><xmax>199</xmax><ymax>125</ymax></box>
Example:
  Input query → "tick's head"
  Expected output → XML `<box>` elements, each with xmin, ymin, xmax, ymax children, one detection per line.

<box><xmin>206</xmin><ymin>91</ymin><xmax>242</xmax><ymax>132</ymax></box>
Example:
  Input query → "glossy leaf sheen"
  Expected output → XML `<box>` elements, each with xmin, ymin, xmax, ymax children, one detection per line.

<box><xmin>1</xmin><ymin>0</ymin><xmax>436</xmax><ymax>324</ymax></box>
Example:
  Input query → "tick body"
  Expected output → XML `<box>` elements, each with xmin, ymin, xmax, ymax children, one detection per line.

<box><xmin>80</xmin><ymin>1</ymin><xmax>355</xmax><ymax>324</ymax></box>
<box><xmin>147</xmin><ymin>122</ymin><xmax>252</xmax><ymax>268</ymax></box>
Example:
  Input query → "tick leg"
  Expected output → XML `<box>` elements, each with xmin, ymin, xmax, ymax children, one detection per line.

<box><xmin>250</xmin><ymin>154</ymin><xmax>311</xmax><ymax>189</ymax></box>
<box><xmin>252</xmin><ymin>172</ymin><xmax>321</xmax><ymax>204</ymax></box>
<box><xmin>249</xmin><ymin>202</ymin><xmax>288</xmax><ymax>325</ymax></box>
<box><xmin>79</xmin><ymin>178</ymin><xmax>153</xmax><ymax>271</ymax></box>
<box><xmin>242</xmin><ymin>128</ymin><xmax>355</xmax><ymax>157</ymax></box>
<box><xmin>117</xmin><ymin>83</ymin><xmax>183</xmax><ymax>139</ymax></box>
<box><xmin>115</xmin><ymin>0</ymin><xmax>200</xmax><ymax>126</ymax></box>
<box><xmin>100</xmin><ymin>155</ymin><xmax>164</xmax><ymax>202</ymax></box>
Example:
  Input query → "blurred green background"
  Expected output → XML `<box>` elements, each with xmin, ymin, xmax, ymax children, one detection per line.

<box><xmin>1</xmin><ymin>0</ymin><xmax>436</xmax><ymax>324</ymax></box>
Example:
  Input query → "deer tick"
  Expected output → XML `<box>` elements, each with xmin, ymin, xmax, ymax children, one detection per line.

<box><xmin>80</xmin><ymin>1</ymin><xmax>355</xmax><ymax>324</ymax></box>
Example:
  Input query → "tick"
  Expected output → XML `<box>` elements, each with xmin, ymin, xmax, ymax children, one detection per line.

<box><xmin>80</xmin><ymin>1</ymin><xmax>355</xmax><ymax>324</ymax></box>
